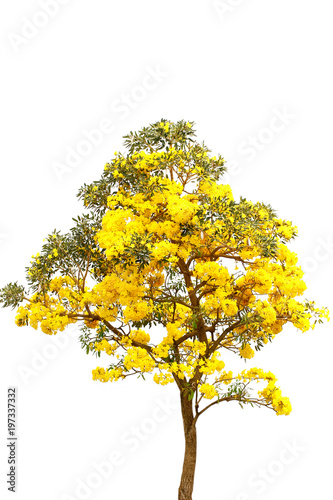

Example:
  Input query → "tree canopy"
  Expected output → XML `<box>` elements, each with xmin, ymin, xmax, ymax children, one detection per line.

<box><xmin>1</xmin><ymin>119</ymin><xmax>329</xmax><ymax>419</ymax></box>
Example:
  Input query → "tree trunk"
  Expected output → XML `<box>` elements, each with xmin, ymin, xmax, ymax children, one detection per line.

<box><xmin>178</xmin><ymin>392</ymin><xmax>197</xmax><ymax>500</ymax></box>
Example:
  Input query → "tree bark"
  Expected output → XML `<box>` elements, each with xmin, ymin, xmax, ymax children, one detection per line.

<box><xmin>178</xmin><ymin>392</ymin><xmax>197</xmax><ymax>500</ymax></box>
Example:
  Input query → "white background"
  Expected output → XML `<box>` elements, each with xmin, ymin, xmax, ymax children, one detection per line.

<box><xmin>1</xmin><ymin>1</ymin><xmax>332</xmax><ymax>499</ymax></box>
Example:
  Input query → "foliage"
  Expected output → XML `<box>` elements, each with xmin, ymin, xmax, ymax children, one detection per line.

<box><xmin>1</xmin><ymin>119</ymin><xmax>329</xmax><ymax>418</ymax></box>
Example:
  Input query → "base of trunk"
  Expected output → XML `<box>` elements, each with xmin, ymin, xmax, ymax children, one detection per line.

<box><xmin>178</xmin><ymin>393</ymin><xmax>197</xmax><ymax>500</ymax></box>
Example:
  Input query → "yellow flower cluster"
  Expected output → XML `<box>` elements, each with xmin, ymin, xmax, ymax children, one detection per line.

<box><xmin>153</xmin><ymin>372</ymin><xmax>175</xmax><ymax>385</ymax></box>
<box><xmin>123</xmin><ymin>347</ymin><xmax>155</xmax><ymax>372</ymax></box>
<box><xmin>199</xmin><ymin>383</ymin><xmax>218</xmax><ymax>399</ymax></box>
<box><xmin>237</xmin><ymin>368</ymin><xmax>291</xmax><ymax>415</ymax></box>
<box><xmin>168</xmin><ymin>362</ymin><xmax>195</xmax><ymax>379</ymax></box>
<box><xmin>199</xmin><ymin>352</ymin><xmax>225</xmax><ymax>375</ymax></box>
<box><xmin>258</xmin><ymin>381</ymin><xmax>292</xmax><ymax>416</ymax></box>
<box><xmin>94</xmin><ymin>339</ymin><xmax>118</xmax><ymax>355</ymax></box>
<box><xmin>238</xmin><ymin>367</ymin><xmax>277</xmax><ymax>382</ymax></box>
<box><xmin>49</xmin><ymin>276</ymin><xmax>76</xmax><ymax>292</ymax></box>
<box><xmin>255</xmin><ymin>300</ymin><xmax>277</xmax><ymax>326</ymax></box>
<box><xmin>238</xmin><ymin>268</ymin><xmax>273</xmax><ymax>295</ymax></box>
<box><xmin>95</xmin><ymin>306</ymin><xmax>118</xmax><ymax>322</ymax></box>
<box><xmin>220</xmin><ymin>299</ymin><xmax>238</xmax><ymax>317</ymax></box>
<box><xmin>151</xmin><ymin>241</ymin><xmax>179</xmax><ymax>261</ymax></box>
<box><xmin>185</xmin><ymin>339</ymin><xmax>207</xmax><ymax>357</ymax></box>
<box><xmin>199</xmin><ymin>180</ymin><xmax>233</xmax><ymax>202</ymax></box>
<box><xmin>153</xmin><ymin>320</ymin><xmax>186</xmax><ymax>358</ymax></box>
<box><xmin>193</xmin><ymin>261</ymin><xmax>231</xmax><ymax>287</ymax></box>
<box><xmin>15</xmin><ymin>295</ymin><xmax>74</xmax><ymax>335</ymax></box>
<box><xmin>123</xmin><ymin>301</ymin><xmax>152</xmax><ymax>323</ymax></box>
<box><xmin>216</xmin><ymin>370</ymin><xmax>233</xmax><ymax>385</ymax></box>
<box><xmin>130</xmin><ymin>329</ymin><xmax>150</xmax><ymax>344</ymax></box>
<box><xmin>239</xmin><ymin>343</ymin><xmax>255</xmax><ymax>359</ymax></box>
<box><xmin>275</xmin><ymin>219</ymin><xmax>297</xmax><ymax>240</ymax></box>
<box><xmin>92</xmin><ymin>367</ymin><xmax>124</xmax><ymax>382</ymax></box>
<box><xmin>167</xmin><ymin>194</ymin><xmax>199</xmax><ymax>224</ymax></box>
<box><xmin>276</xmin><ymin>243</ymin><xmax>298</xmax><ymax>266</ymax></box>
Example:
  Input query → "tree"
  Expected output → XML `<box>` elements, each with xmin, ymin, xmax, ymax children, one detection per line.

<box><xmin>1</xmin><ymin>119</ymin><xmax>329</xmax><ymax>500</ymax></box>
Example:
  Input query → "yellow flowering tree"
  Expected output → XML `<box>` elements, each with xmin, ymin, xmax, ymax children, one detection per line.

<box><xmin>1</xmin><ymin>120</ymin><xmax>329</xmax><ymax>500</ymax></box>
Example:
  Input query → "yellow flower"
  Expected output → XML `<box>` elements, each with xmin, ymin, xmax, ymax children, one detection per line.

<box><xmin>199</xmin><ymin>383</ymin><xmax>218</xmax><ymax>400</ymax></box>
<box><xmin>239</xmin><ymin>344</ymin><xmax>255</xmax><ymax>359</ymax></box>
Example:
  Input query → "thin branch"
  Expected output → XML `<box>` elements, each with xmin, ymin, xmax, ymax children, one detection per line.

<box><xmin>196</xmin><ymin>395</ymin><xmax>274</xmax><ymax>420</ymax></box>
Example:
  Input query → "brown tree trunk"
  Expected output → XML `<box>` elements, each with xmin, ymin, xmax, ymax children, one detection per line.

<box><xmin>178</xmin><ymin>392</ymin><xmax>197</xmax><ymax>500</ymax></box>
